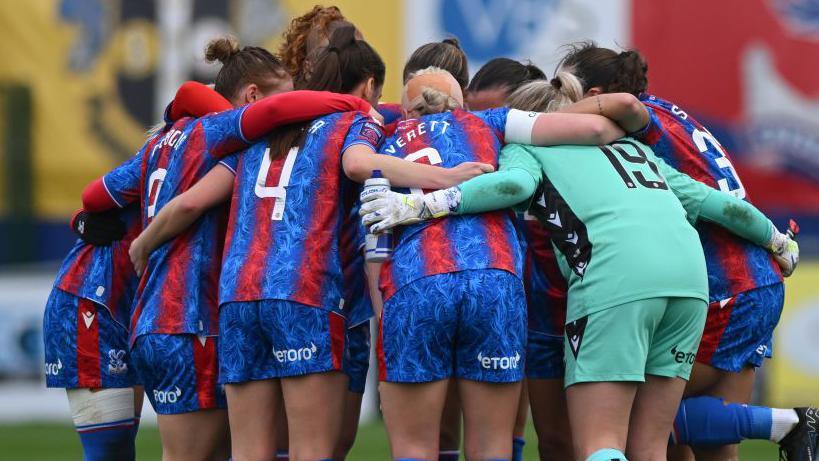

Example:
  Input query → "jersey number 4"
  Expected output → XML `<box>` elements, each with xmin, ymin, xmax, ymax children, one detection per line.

<box><xmin>600</xmin><ymin>141</ymin><xmax>668</xmax><ymax>190</ymax></box>
<box><xmin>255</xmin><ymin>146</ymin><xmax>300</xmax><ymax>220</ymax></box>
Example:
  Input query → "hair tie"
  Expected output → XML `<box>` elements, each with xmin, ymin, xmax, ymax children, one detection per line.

<box><xmin>550</xmin><ymin>77</ymin><xmax>562</xmax><ymax>89</ymax></box>
<box><xmin>327</xmin><ymin>45</ymin><xmax>340</xmax><ymax>54</ymax></box>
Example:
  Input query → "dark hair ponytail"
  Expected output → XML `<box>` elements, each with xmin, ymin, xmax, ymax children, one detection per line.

<box><xmin>556</xmin><ymin>41</ymin><xmax>648</xmax><ymax>96</ymax></box>
<box><xmin>403</xmin><ymin>37</ymin><xmax>469</xmax><ymax>90</ymax></box>
<box><xmin>302</xmin><ymin>24</ymin><xmax>385</xmax><ymax>93</ymax></box>
<box><xmin>467</xmin><ymin>57</ymin><xmax>546</xmax><ymax>95</ymax></box>
<box><xmin>205</xmin><ymin>35</ymin><xmax>289</xmax><ymax>101</ymax></box>
<box><xmin>267</xmin><ymin>25</ymin><xmax>385</xmax><ymax>161</ymax></box>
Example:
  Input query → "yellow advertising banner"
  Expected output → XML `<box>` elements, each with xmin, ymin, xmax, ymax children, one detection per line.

<box><xmin>768</xmin><ymin>262</ymin><xmax>819</xmax><ymax>406</ymax></box>
<box><xmin>0</xmin><ymin>0</ymin><xmax>404</xmax><ymax>221</ymax></box>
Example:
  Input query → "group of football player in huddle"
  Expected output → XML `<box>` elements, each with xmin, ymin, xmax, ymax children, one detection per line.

<box><xmin>43</xmin><ymin>4</ymin><xmax>816</xmax><ymax>461</ymax></box>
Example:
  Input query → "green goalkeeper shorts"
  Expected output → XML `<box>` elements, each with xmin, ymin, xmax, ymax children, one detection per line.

<box><xmin>563</xmin><ymin>297</ymin><xmax>707</xmax><ymax>387</ymax></box>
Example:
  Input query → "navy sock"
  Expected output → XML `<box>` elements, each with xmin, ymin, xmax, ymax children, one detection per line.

<box><xmin>76</xmin><ymin>418</ymin><xmax>136</xmax><ymax>461</ymax></box>
<box><xmin>673</xmin><ymin>396</ymin><xmax>772</xmax><ymax>446</ymax></box>
<box><xmin>512</xmin><ymin>436</ymin><xmax>525</xmax><ymax>461</ymax></box>
<box><xmin>275</xmin><ymin>449</ymin><xmax>289</xmax><ymax>460</ymax></box>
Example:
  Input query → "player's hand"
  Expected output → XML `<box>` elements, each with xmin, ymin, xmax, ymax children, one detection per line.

<box><xmin>360</xmin><ymin>191</ymin><xmax>426</xmax><ymax>233</ymax></box>
<box><xmin>70</xmin><ymin>209</ymin><xmax>126</xmax><ymax>246</ymax></box>
<box><xmin>769</xmin><ymin>219</ymin><xmax>800</xmax><ymax>277</ymax></box>
<box><xmin>128</xmin><ymin>235</ymin><xmax>149</xmax><ymax>276</ymax></box>
<box><xmin>360</xmin><ymin>188</ymin><xmax>457</xmax><ymax>233</ymax></box>
<box><xmin>368</xmin><ymin>107</ymin><xmax>385</xmax><ymax>125</ymax></box>
<box><xmin>445</xmin><ymin>162</ymin><xmax>494</xmax><ymax>187</ymax></box>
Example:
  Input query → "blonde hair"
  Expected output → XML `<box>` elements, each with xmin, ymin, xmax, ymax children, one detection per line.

<box><xmin>404</xmin><ymin>67</ymin><xmax>463</xmax><ymax>116</ymax></box>
<box><xmin>505</xmin><ymin>71</ymin><xmax>584</xmax><ymax>113</ymax></box>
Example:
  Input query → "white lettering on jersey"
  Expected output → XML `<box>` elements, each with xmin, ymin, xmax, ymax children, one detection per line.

<box><xmin>255</xmin><ymin>147</ymin><xmax>300</xmax><ymax>220</ymax></box>
<box><xmin>384</xmin><ymin>120</ymin><xmax>451</xmax><ymax>154</ymax></box>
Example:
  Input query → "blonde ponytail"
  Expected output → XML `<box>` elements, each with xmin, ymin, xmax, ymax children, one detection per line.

<box><xmin>506</xmin><ymin>71</ymin><xmax>584</xmax><ymax>113</ymax></box>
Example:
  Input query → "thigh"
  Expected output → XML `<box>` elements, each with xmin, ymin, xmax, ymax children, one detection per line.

<box><xmin>133</xmin><ymin>334</ymin><xmax>225</xmax><ymax>415</ymax></box>
<box><xmin>281</xmin><ymin>371</ymin><xmax>348</xmax><ymax>460</ymax></box>
<box><xmin>626</xmin><ymin>375</ymin><xmax>688</xmax><ymax>461</ymax></box>
<box><xmin>564</xmin><ymin>299</ymin><xmax>665</xmax><ymax>387</ymax></box>
<box><xmin>459</xmin><ymin>379</ymin><xmax>522</xmax><ymax>461</ymax></box>
<box><xmin>439</xmin><ymin>379</ymin><xmax>462</xmax><ymax>451</ymax></box>
<box><xmin>380</xmin><ymin>379</ymin><xmax>450</xmax><ymax>461</ymax></box>
<box><xmin>528</xmin><ymin>378</ymin><xmax>573</xmax><ymax>461</ymax></box>
<box><xmin>456</xmin><ymin>270</ymin><xmax>526</xmax><ymax>383</ymax></box>
<box><xmin>156</xmin><ymin>409</ymin><xmax>230</xmax><ymax>461</ymax></box>
<box><xmin>566</xmin><ymin>381</ymin><xmax>637</xmax><ymax>460</ymax></box>
<box><xmin>219</xmin><ymin>301</ymin><xmax>278</xmax><ymax>384</ymax></box>
<box><xmin>262</xmin><ymin>300</ymin><xmax>346</xmax><ymax>378</ymax></box>
<box><xmin>225</xmin><ymin>379</ymin><xmax>282</xmax><ymax>461</ymax></box>
<box><xmin>696</xmin><ymin>283</ymin><xmax>784</xmax><ymax>372</ymax></box>
<box><xmin>379</xmin><ymin>275</ymin><xmax>458</xmax><ymax>383</ymax></box>
<box><xmin>335</xmin><ymin>390</ymin><xmax>364</xmax><ymax>458</ymax></box>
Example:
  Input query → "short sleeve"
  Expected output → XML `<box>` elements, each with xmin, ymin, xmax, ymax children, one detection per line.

<box><xmin>631</xmin><ymin>105</ymin><xmax>665</xmax><ymax>146</ymax></box>
<box><xmin>343</xmin><ymin>115</ymin><xmax>385</xmax><ymax>153</ymax></box>
<box><xmin>656</xmin><ymin>156</ymin><xmax>711</xmax><ymax>225</ymax></box>
<box><xmin>218</xmin><ymin>152</ymin><xmax>241</xmax><ymax>175</ymax></box>
<box><xmin>102</xmin><ymin>151</ymin><xmax>144</xmax><ymax>207</ymax></box>
<box><xmin>472</xmin><ymin>107</ymin><xmax>511</xmax><ymax>138</ymax></box>
<box><xmin>199</xmin><ymin>106</ymin><xmax>250</xmax><ymax>158</ymax></box>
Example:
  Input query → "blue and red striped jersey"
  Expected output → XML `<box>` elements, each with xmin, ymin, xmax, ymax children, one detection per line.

<box><xmin>219</xmin><ymin>112</ymin><xmax>383</xmax><ymax>313</ymax></box>
<box><xmin>378</xmin><ymin>108</ymin><xmax>524</xmax><ymax>300</ymax></box>
<box><xmin>517</xmin><ymin>214</ymin><xmax>567</xmax><ymax>337</ymax></box>
<box><xmin>340</xmin><ymin>203</ymin><xmax>373</xmax><ymax>327</ymax></box>
<box><xmin>54</xmin><ymin>206</ymin><xmax>141</xmax><ymax>330</ymax></box>
<box><xmin>102</xmin><ymin>107</ymin><xmax>248</xmax><ymax>342</ymax></box>
<box><xmin>636</xmin><ymin>94</ymin><xmax>782</xmax><ymax>302</ymax></box>
<box><xmin>378</xmin><ymin>103</ymin><xmax>403</xmax><ymax>126</ymax></box>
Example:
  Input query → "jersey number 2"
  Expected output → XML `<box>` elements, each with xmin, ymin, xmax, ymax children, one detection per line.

<box><xmin>255</xmin><ymin>146</ymin><xmax>300</xmax><ymax>220</ymax></box>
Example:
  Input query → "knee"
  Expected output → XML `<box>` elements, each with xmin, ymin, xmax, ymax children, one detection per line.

<box><xmin>231</xmin><ymin>442</ymin><xmax>277</xmax><ymax>461</ymax></box>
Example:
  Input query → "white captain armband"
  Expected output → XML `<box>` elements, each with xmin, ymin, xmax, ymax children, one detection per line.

<box><xmin>504</xmin><ymin>109</ymin><xmax>539</xmax><ymax>145</ymax></box>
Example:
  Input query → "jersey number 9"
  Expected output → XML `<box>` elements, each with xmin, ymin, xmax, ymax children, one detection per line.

<box><xmin>601</xmin><ymin>141</ymin><xmax>668</xmax><ymax>190</ymax></box>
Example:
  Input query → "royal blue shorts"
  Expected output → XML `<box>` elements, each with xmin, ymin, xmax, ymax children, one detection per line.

<box><xmin>525</xmin><ymin>331</ymin><xmax>565</xmax><ymax>380</ymax></box>
<box><xmin>219</xmin><ymin>300</ymin><xmax>346</xmax><ymax>384</ymax></box>
<box><xmin>696</xmin><ymin>283</ymin><xmax>784</xmax><ymax>372</ymax></box>
<box><xmin>43</xmin><ymin>288</ymin><xmax>136</xmax><ymax>389</ymax></box>
<box><xmin>344</xmin><ymin>320</ymin><xmax>371</xmax><ymax>394</ymax></box>
<box><xmin>132</xmin><ymin>334</ymin><xmax>225</xmax><ymax>415</ymax></box>
<box><xmin>378</xmin><ymin>269</ymin><xmax>526</xmax><ymax>383</ymax></box>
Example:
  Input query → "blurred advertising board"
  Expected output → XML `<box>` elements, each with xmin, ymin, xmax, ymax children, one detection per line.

<box><xmin>769</xmin><ymin>262</ymin><xmax>819</xmax><ymax>406</ymax></box>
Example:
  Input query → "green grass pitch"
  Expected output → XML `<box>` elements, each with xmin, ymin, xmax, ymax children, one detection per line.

<box><xmin>0</xmin><ymin>421</ymin><xmax>778</xmax><ymax>460</ymax></box>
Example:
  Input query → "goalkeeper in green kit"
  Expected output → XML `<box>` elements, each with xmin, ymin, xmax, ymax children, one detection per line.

<box><xmin>359</xmin><ymin>72</ymin><xmax>799</xmax><ymax>461</ymax></box>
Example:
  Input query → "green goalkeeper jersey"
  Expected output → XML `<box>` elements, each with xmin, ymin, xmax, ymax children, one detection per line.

<box><xmin>503</xmin><ymin>139</ymin><xmax>709</xmax><ymax>322</ymax></box>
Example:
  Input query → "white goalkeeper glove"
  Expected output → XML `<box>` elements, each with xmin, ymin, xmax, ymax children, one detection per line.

<box><xmin>768</xmin><ymin>219</ymin><xmax>800</xmax><ymax>277</ymax></box>
<box><xmin>360</xmin><ymin>187</ymin><xmax>461</xmax><ymax>233</ymax></box>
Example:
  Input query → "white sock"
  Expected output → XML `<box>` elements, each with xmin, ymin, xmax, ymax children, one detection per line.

<box><xmin>771</xmin><ymin>408</ymin><xmax>800</xmax><ymax>442</ymax></box>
